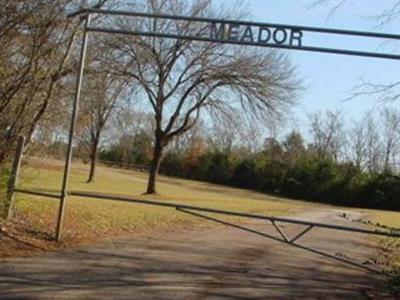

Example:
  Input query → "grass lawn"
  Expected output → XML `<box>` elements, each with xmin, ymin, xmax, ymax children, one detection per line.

<box><xmin>361</xmin><ymin>209</ymin><xmax>400</xmax><ymax>229</ymax></box>
<box><xmin>1</xmin><ymin>156</ymin><xmax>398</xmax><ymax>295</ymax></box>
<box><xmin>12</xmin><ymin>157</ymin><xmax>314</xmax><ymax>243</ymax></box>
<box><xmin>2</xmin><ymin>157</ymin><xmax>399</xmax><ymax>267</ymax></box>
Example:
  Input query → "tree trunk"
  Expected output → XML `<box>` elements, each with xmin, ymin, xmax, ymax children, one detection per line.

<box><xmin>145</xmin><ymin>140</ymin><xmax>163</xmax><ymax>194</ymax></box>
<box><xmin>383</xmin><ymin>143</ymin><xmax>392</xmax><ymax>174</ymax></box>
<box><xmin>87</xmin><ymin>135</ymin><xmax>99</xmax><ymax>183</ymax></box>
<box><xmin>0</xmin><ymin>151</ymin><xmax>5</xmax><ymax>171</ymax></box>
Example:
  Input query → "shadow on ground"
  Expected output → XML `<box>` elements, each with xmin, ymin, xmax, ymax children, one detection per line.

<box><xmin>0</xmin><ymin>215</ymin><xmax>390</xmax><ymax>299</ymax></box>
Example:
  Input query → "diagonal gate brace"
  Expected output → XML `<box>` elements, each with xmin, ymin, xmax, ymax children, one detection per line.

<box><xmin>271</xmin><ymin>220</ymin><xmax>289</xmax><ymax>242</ymax></box>
<box><xmin>176</xmin><ymin>207</ymin><xmax>385</xmax><ymax>275</ymax></box>
<box><xmin>270</xmin><ymin>220</ymin><xmax>314</xmax><ymax>244</ymax></box>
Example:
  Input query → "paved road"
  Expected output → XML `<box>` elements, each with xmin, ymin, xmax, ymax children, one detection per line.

<box><xmin>0</xmin><ymin>208</ymin><xmax>389</xmax><ymax>299</ymax></box>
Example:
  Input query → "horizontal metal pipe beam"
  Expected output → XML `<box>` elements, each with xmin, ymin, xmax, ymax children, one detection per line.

<box><xmin>66</xmin><ymin>190</ymin><xmax>400</xmax><ymax>238</ymax></box>
<box><xmin>68</xmin><ymin>8</ymin><xmax>400</xmax><ymax>41</ymax></box>
<box><xmin>14</xmin><ymin>188</ymin><xmax>399</xmax><ymax>238</ymax></box>
<box><xmin>15</xmin><ymin>188</ymin><xmax>61</xmax><ymax>199</ymax></box>
<box><xmin>86</xmin><ymin>26</ymin><xmax>400</xmax><ymax>61</ymax></box>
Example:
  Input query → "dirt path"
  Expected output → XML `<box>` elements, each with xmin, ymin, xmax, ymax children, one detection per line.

<box><xmin>0</xmin><ymin>208</ymin><xmax>391</xmax><ymax>299</ymax></box>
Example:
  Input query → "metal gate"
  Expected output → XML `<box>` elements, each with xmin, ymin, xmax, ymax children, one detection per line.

<box><xmin>6</xmin><ymin>8</ymin><xmax>400</xmax><ymax>275</ymax></box>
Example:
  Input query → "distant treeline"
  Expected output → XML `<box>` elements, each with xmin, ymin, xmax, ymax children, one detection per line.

<box><xmin>97</xmin><ymin>123</ymin><xmax>400</xmax><ymax>211</ymax></box>
<box><xmin>160</xmin><ymin>149</ymin><xmax>400</xmax><ymax>211</ymax></box>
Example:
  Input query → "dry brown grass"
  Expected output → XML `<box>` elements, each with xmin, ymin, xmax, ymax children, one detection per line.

<box><xmin>1</xmin><ymin>157</ymin><xmax>314</xmax><ymax>257</ymax></box>
<box><xmin>2</xmin><ymin>157</ymin><xmax>399</xmax><ymax>265</ymax></box>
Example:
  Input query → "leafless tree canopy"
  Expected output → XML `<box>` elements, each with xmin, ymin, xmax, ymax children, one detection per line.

<box><xmin>79</xmin><ymin>64</ymin><xmax>129</xmax><ymax>182</ymax></box>
<box><xmin>99</xmin><ymin>0</ymin><xmax>301</xmax><ymax>193</ymax></box>
<box><xmin>0</xmin><ymin>0</ymin><xmax>110</xmax><ymax>167</ymax></box>
<box><xmin>310</xmin><ymin>0</ymin><xmax>400</xmax><ymax>104</ymax></box>
<box><xmin>309</xmin><ymin>110</ymin><xmax>345</xmax><ymax>162</ymax></box>
<box><xmin>1</xmin><ymin>0</ymin><xmax>300</xmax><ymax>193</ymax></box>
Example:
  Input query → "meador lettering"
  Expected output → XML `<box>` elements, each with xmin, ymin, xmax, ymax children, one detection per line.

<box><xmin>208</xmin><ymin>22</ymin><xmax>303</xmax><ymax>47</ymax></box>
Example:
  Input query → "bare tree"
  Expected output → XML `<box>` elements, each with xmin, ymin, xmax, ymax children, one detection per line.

<box><xmin>381</xmin><ymin>108</ymin><xmax>400</xmax><ymax>173</ymax></box>
<box><xmin>108</xmin><ymin>105</ymin><xmax>154</xmax><ymax>168</ymax></box>
<box><xmin>80</xmin><ymin>71</ymin><xmax>128</xmax><ymax>182</ymax></box>
<box><xmin>106</xmin><ymin>0</ymin><xmax>301</xmax><ymax>194</ymax></box>
<box><xmin>364</xmin><ymin>115</ymin><xmax>382</xmax><ymax>173</ymax></box>
<box><xmin>73</xmin><ymin>30</ymin><xmax>132</xmax><ymax>182</ymax></box>
<box><xmin>348</xmin><ymin>80</ymin><xmax>400</xmax><ymax>104</ymax></box>
<box><xmin>203</xmin><ymin>111</ymin><xmax>264</xmax><ymax>156</ymax></box>
<box><xmin>346</xmin><ymin>115</ymin><xmax>370</xmax><ymax>170</ymax></box>
<box><xmin>282</xmin><ymin>130</ymin><xmax>306</xmax><ymax>167</ymax></box>
<box><xmin>207</xmin><ymin>115</ymin><xmax>241</xmax><ymax>153</ymax></box>
<box><xmin>167</xmin><ymin>121</ymin><xmax>205</xmax><ymax>154</ymax></box>
<box><xmin>0</xmin><ymin>0</ymin><xmax>110</xmax><ymax>168</ymax></box>
<box><xmin>309</xmin><ymin>110</ymin><xmax>345</xmax><ymax>161</ymax></box>
<box><xmin>310</xmin><ymin>0</ymin><xmax>400</xmax><ymax>104</ymax></box>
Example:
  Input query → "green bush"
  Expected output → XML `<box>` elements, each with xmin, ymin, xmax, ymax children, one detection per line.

<box><xmin>99</xmin><ymin>131</ymin><xmax>400</xmax><ymax>211</ymax></box>
<box><xmin>195</xmin><ymin>151</ymin><xmax>233</xmax><ymax>185</ymax></box>
<box><xmin>231</xmin><ymin>159</ymin><xmax>259</xmax><ymax>189</ymax></box>
<box><xmin>356</xmin><ymin>175</ymin><xmax>400</xmax><ymax>210</ymax></box>
<box><xmin>160</xmin><ymin>152</ymin><xmax>184</xmax><ymax>177</ymax></box>
<box><xmin>258</xmin><ymin>160</ymin><xmax>288</xmax><ymax>193</ymax></box>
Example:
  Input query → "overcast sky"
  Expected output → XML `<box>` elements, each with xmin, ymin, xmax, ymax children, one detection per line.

<box><xmin>216</xmin><ymin>0</ymin><xmax>399</xmax><ymax>137</ymax></box>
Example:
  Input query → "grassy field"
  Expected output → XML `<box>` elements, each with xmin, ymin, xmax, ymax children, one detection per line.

<box><xmin>360</xmin><ymin>209</ymin><xmax>400</xmax><ymax>229</ymax></box>
<box><xmin>2</xmin><ymin>157</ymin><xmax>398</xmax><ymax>261</ymax></box>
<box><xmin>1</xmin><ymin>157</ymin><xmax>397</xmax><ymax>294</ymax></box>
<box><xmin>12</xmin><ymin>157</ymin><xmax>315</xmax><ymax>242</ymax></box>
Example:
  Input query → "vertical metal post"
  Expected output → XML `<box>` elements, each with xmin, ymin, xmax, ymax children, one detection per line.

<box><xmin>56</xmin><ymin>14</ymin><xmax>91</xmax><ymax>241</ymax></box>
<box><xmin>6</xmin><ymin>136</ymin><xmax>25</xmax><ymax>220</ymax></box>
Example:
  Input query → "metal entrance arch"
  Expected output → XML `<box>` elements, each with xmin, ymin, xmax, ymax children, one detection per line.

<box><xmin>7</xmin><ymin>8</ymin><xmax>400</xmax><ymax>274</ymax></box>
